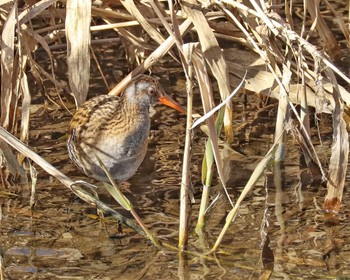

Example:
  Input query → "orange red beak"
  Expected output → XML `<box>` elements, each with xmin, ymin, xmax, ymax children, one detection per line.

<box><xmin>159</xmin><ymin>93</ymin><xmax>186</xmax><ymax>114</ymax></box>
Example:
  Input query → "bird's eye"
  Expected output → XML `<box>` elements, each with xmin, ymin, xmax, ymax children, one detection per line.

<box><xmin>148</xmin><ymin>87</ymin><xmax>155</xmax><ymax>95</ymax></box>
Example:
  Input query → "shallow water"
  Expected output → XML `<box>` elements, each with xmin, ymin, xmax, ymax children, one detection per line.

<box><xmin>2</xmin><ymin>74</ymin><xmax>350</xmax><ymax>280</ymax></box>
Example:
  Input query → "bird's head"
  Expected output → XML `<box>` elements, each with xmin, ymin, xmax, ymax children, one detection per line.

<box><xmin>123</xmin><ymin>75</ymin><xmax>186</xmax><ymax>114</ymax></box>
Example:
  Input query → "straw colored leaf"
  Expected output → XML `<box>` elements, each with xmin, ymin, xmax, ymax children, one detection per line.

<box><xmin>19</xmin><ymin>71</ymin><xmax>31</xmax><ymax>143</ymax></box>
<box><xmin>0</xmin><ymin>0</ymin><xmax>13</xmax><ymax>6</ymax></box>
<box><xmin>324</xmin><ymin>69</ymin><xmax>349</xmax><ymax>213</ymax></box>
<box><xmin>305</xmin><ymin>0</ymin><xmax>339</xmax><ymax>55</ymax></box>
<box><xmin>180</xmin><ymin>0</ymin><xmax>233</xmax><ymax>142</ymax></box>
<box><xmin>323</xmin><ymin>0</ymin><xmax>350</xmax><ymax>43</ymax></box>
<box><xmin>21</xmin><ymin>24</ymin><xmax>55</xmax><ymax>70</ymax></box>
<box><xmin>18</xmin><ymin>0</ymin><xmax>55</xmax><ymax>24</ymax></box>
<box><xmin>120</xmin><ymin>0</ymin><xmax>166</xmax><ymax>46</ymax></box>
<box><xmin>66</xmin><ymin>0</ymin><xmax>91</xmax><ymax>107</ymax></box>
<box><xmin>223</xmin><ymin>48</ymin><xmax>337</xmax><ymax>114</ymax></box>
<box><xmin>0</xmin><ymin>3</ymin><xmax>16</xmax><ymax>130</ymax></box>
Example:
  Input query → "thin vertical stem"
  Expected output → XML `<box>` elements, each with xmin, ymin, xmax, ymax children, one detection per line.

<box><xmin>178</xmin><ymin>64</ymin><xmax>193</xmax><ymax>250</ymax></box>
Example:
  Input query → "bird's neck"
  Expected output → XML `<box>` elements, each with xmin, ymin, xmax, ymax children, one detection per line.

<box><xmin>121</xmin><ymin>94</ymin><xmax>150</xmax><ymax>116</ymax></box>
<box><xmin>102</xmin><ymin>98</ymin><xmax>149</xmax><ymax>132</ymax></box>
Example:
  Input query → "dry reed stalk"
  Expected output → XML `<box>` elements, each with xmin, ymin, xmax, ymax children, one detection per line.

<box><xmin>274</xmin><ymin>61</ymin><xmax>292</xmax><ymax>162</ymax></box>
<box><xmin>178</xmin><ymin>44</ymin><xmax>195</xmax><ymax>250</ymax></box>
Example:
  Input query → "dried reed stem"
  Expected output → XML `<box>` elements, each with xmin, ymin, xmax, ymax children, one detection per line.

<box><xmin>178</xmin><ymin>62</ymin><xmax>194</xmax><ymax>251</ymax></box>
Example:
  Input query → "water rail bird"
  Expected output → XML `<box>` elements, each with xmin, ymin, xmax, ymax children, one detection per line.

<box><xmin>67</xmin><ymin>75</ymin><xmax>185</xmax><ymax>182</ymax></box>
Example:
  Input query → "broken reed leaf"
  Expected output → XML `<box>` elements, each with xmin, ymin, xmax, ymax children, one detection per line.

<box><xmin>21</xmin><ymin>24</ymin><xmax>55</xmax><ymax>72</ymax></box>
<box><xmin>180</xmin><ymin>0</ymin><xmax>233</xmax><ymax>142</ymax></box>
<box><xmin>191</xmin><ymin>72</ymin><xmax>246</xmax><ymax>129</ymax></box>
<box><xmin>192</xmin><ymin>50</ymin><xmax>233</xmax><ymax>207</ymax></box>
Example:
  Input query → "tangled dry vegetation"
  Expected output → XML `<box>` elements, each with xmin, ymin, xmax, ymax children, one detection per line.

<box><xmin>0</xmin><ymin>0</ymin><xmax>350</xmax><ymax>252</ymax></box>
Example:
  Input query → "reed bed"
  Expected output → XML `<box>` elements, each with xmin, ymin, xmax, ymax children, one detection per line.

<box><xmin>0</xmin><ymin>0</ymin><xmax>349</xmax><ymax>260</ymax></box>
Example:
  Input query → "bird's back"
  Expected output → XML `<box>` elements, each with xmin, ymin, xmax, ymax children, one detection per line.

<box><xmin>67</xmin><ymin>94</ymin><xmax>151</xmax><ymax>182</ymax></box>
